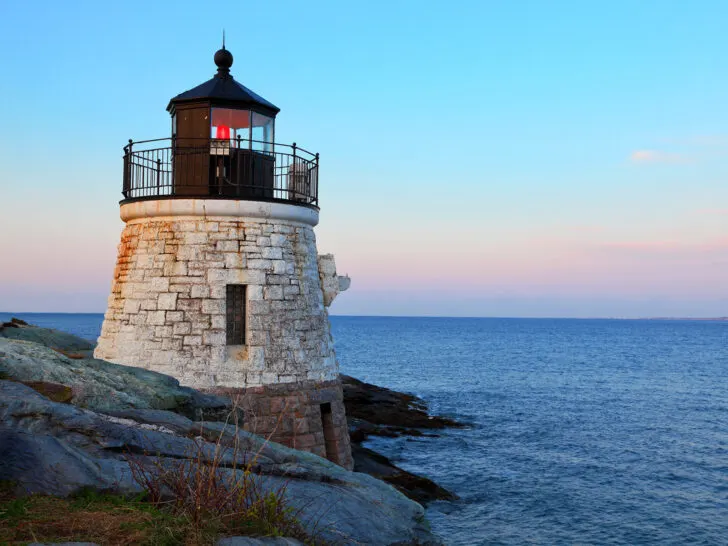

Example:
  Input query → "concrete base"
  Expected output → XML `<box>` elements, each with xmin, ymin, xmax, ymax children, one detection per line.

<box><xmin>120</xmin><ymin>198</ymin><xmax>319</xmax><ymax>226</ymax></box>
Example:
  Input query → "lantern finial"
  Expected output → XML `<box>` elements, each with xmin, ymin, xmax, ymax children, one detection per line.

<box><xmin>214</xmin><ymin>39</ymin><xmax>233</xmax><ymax>77</ymax></box>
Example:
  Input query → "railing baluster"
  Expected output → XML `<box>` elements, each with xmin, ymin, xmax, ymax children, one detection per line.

<box><xmin>122</xmin><ymin>138</ymin><xmax>319</xmax><ymax>207</ymax></box>
<box><xmin>291</xmin><ymin>142</ymin><xmax>297</xmax><ymax>201</ymax></box>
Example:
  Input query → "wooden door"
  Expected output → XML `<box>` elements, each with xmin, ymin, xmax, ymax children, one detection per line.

<box><xmin>173</xmin><ymin>103</ymin><xmax>210</xmax><ymax>196</ymax></box>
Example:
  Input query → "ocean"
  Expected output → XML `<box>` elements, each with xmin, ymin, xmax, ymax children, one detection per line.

<box><xmin>2</xmin><ymin>312</ymin><xmax>727</xmax><ymax>545</ymax></box>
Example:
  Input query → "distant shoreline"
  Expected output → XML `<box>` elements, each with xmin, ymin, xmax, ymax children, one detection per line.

<box><xmin>636</xmin><ymin>317</ymin><xmax>728</xmax><ymax>321</ymax></box>
<box><xmin>2</xmin><ymin>311</ymin><xmax>728</xmax><ymax>322</ymax></box>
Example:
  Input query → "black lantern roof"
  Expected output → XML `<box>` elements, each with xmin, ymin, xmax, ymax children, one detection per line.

<box><xmin>167</xmin><ymin>46</ymin><xmax>280</xmax><ymax>117</ymax></box>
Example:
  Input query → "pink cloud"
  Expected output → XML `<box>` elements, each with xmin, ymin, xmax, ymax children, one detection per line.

<box><xmin>629</xmin><ymin>150</ymin><xmax>690</xmax><ymax>164</ymax></box>
<box><xmin>599</xmin><ymin>240</ymin><xmax>682</xmax><ymax>251</ymax></box>
<box><xmin>694</xmin><ymin>208</ymin><xmax>728</xmax><ymax>216</ymax></box>
<box><xmin>596</xmin><ymin>238</ymin><xmax>728</xmax><ymax>255</ymax></box>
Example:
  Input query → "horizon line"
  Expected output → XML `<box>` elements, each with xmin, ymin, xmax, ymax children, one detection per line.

<box><xmin>2</xmin><ymin>311</ymin><xmax>727</xmax><ymax>322</ymax></box>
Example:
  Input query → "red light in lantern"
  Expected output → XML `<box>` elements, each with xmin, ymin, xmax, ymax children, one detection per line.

<box><xmin>216</xmin><ymin>125</ymin><xmax>230</xmax><ymax>139</ymax></box>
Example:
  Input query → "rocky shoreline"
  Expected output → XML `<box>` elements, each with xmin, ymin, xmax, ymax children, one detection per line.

<box><xmin>342</xmin><ymin>375</ymin><xmax>464</xmax><ymax>504</ymax></box>
<box><xmin>0</xmin><ymin>319</ymin><xmax>463</xmax><ymax>544</ymax></box>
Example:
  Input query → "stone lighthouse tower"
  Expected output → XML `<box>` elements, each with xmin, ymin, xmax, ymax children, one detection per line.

<box><xmin>95</xmin><ymin>45</ymin><xmax>352</xmax><ymax>468</ymax></box>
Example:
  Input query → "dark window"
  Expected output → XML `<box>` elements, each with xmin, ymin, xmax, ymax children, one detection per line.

<box><xmin>226</xmin><ymin>285</ymin><xmax>246</xmax><ymax>345</ymax></box>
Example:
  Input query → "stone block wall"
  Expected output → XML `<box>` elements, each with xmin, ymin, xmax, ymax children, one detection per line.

<box><xmin>211</xmin><ymin>379</ymin><xmax>353</xmax><ymax>470</ymax></box>
<box><xmin>95</xmin><ymin>216</ymin><xmax>339</xmax><ymax>390</ymax></box>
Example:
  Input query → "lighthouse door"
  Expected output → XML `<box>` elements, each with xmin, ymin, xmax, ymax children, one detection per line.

<box><xmin>173</xmin><ymin>104</ymin><xmax>211</xmax><ymax>196</ymax></box>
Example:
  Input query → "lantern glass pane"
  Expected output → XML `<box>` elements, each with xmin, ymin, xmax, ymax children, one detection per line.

<box><xmin>211</xmin><ymin>108</ymin><xmax>251</xmax><ymax>144</ymax></box>
<box><xmin>251</xmin><ymin>113</ymin><xmax>274</xmax><ymax>153</ymax></box>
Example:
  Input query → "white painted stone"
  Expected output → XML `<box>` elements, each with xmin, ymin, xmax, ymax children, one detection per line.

<box><xmin>338</xmin><ymin>276</ymin><xmax>351</xmax><ymax>292</ymax></box>
<box><xmin>264</xmin><ymin>286</ymin><xmax>284</xmax><ymax>301</ymax></box>
<box><xmin>203</xmin><ymin>330</ymin><xmax>226</xmax><ymax>346</ymax></box>
<box><xmin>146</xmin><ymin>311</ymin><xmax>166</xmax><ymax>326</ymax></box>
<box><xmin>201</xmin><ymin>299</ymin><xmax>225</xmax><ymax>315</ymax></box>
<box><xmin>120</xmin><ymin>199</ymin><xmax>319</xmax><ymax>226</ymax></box>
<box><xmin>96</xmin><ymin>214</ymin><xmax>345</xmax><ymax>389</ymax></box>
<box><xmin>190</xmin><ymin>285</ymin><xmax>210</xmax><ymax>298</ymax></box>
<box><xmin>247</xmin><ymin>285</ymin><xmax>264</xmax><ymax>301</ymax></box>
<box><xmin>224</xmin><ymin>253</ymin><xmax>244</xmax><ymax>269</ymax></box>
<box><xmin>318</xmin><ymin>254</ymin><xmax>350</xmax><ymax>307</ymax></box>
<box><xmin>216</xmin><ymin>240</ymin><xmax>238</xmax><ymax>252</ymax></box>
<box><xmin>248</xmin><ymin>259</ymin><xmax>272</xmax><ymax>270</ymax></box>
<box><xmin>184</xmin><ymin>232</ymin><xmax>208</xmax><ymax>245</ymax></box>
<box><xmin>261</xmin><ymin>247</ymin><xmax>282</xmax><ymax>260</ymax></box>
<box><xmin>211</xmin><ymin>315</ymin><xmax>226</xmax><ymax>329</ymax></box>
<box><xmin>150</xmin><ymin>278</ymin><xmax>169</xmax><ymax>292</ymax></box>
<box><xmin>173</xmin><ymin>322</ymin><xmax>191</xmax><ymax>335</ymax></box>
<box><xmin>123</xmin><ymin>300</ymin><xmax>141</xmax><ymax>314</ymax></box>
<box><xmin>183</xmin><ymin>335</ymin><xmax>202</xmax><ymax>346</ymax></box>
<box><xmin>157</xmin><ymin>293</ymin><xmax>178</xmax><ymax>311</ymax></box>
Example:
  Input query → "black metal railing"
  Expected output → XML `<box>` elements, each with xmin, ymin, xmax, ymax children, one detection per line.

<box><xmin>121</xmin><ymin>137</ymin><xmax>319</xmax><ymax>207</ymax></box>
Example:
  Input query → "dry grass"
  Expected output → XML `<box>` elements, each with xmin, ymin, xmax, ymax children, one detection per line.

<box><xmin>126</xmin><ymin>401</ymin><xmax>321</xmax><ymax>544</ymax></box>
<box><xmin>0</xmin><ymin>389</ymin><xmax>327</xmax><ymax>545</ymax></box>
<box><xmin>0</xmin><ymin>489</ymin><xmax>186</xmax><ymax>546</ymax></box>
<box><xmin>51</xmin><ymin>347</ymin><xmax>86</xmax><ymax>359</ymax></box>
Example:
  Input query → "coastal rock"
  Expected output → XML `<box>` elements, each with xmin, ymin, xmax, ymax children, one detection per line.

<box><xmin>0</xmin><ymin>336</ymin><xmax>230</xmax><ymax>420</ymax></box>
<box><xmin>342</xmin><ymin>375</ymin><xmax>463</xmax><ymax>432</ymax></box>
<box><xmin>343</xmin><ymin>375</ymin><xmax>464</xmax><ymax>503</ymax></box>
<box><xmin>0</xmin><ymin>323</ymin><xmax>458</xmax><ymax>533</ymax></box>
<box><xmin>20</xmin><ymin>380</ymin><xmax>74</xmax><ymax>403</ymax></box>
<box><xmin>0</xmin><ymin>380</ymin><xmax>440</xmax><ymax>545</ymax></box>
<box><xmin>352</xmin><ymin>444</ymin><xmax>457</xmax><ymax>504</ymax></box>
<box><xmin>0</xmin><ymin>321</ymin><xmax>93</xmax><ymax>354</ymax></box>
<box><xmin>215</xmin><ymin>537</ymin><xmax>303</xmax><ymax>546</ymax></box>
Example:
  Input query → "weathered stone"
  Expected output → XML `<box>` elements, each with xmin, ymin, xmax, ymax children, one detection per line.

<box><xmin>172</xmin><ymin>322</ymin><xmax>191</xmax><ymax>335</ymax></box>
<box><xmin>318</xmin><ymin>254</ymin><xmax>350</xmax><ymax>307</ymax></box>
<box><xmin>264</xmin><ymin>285</ymin><xmax>283</xmax><ymax>301</ymax></box>
<box><xmin>190</xmin><ymin>285</ymin><xmax>210</xmax><ymax>298</ymax></box>
<box><xmin>146</xmin><ymin>311</ymin><xmax>166</xmax><ymax>325</ymax></box>
<box><xmin>207</xmin><ymin>378</ymin><xmax>353</xmax><ymax>469</ymax></box>
<box><xmin>183</xmin><ymin>335</ymin><xmax>202</xmax><ymax>346</ymax></box>
<box><xmin>0</xmin><ymin>324</ymin><xmax>93</xmax><ymax>353</ymax></box>
<box><xmin>0</xmin><ymin>337</ymin><xmax>222</xmax><ymax>419</ymax></box>
<box><xmin>157</xmin><ymin>292</ymin><xmax>178</xmax><ymax>310</ymax></box>
<box><xmin>95</xmin><ymin>219</ymin><xmax>345</xmax><ymax>393</ymax></box>
<box><xmin>0</xmin><ymin>381</ymin><xmax>441</xmax><ymax>545</ymax></box>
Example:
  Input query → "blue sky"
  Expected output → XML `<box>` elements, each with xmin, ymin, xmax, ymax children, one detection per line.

<box><xmin>1</xmin><ymin>0</ymin><xmax>728</xmax><ymax>317</ymax></box>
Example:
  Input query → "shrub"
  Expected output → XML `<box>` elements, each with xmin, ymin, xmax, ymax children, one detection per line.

<box><xmin>127</xmin><ymin>408</ymin><xmax>319</xmax><ymax>544</ymax></box>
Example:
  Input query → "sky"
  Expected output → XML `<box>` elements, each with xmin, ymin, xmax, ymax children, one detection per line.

<box><xmin>1</xmin><ymin>0</ymin><xmax>728</xmax><ymax>317</ymax></box>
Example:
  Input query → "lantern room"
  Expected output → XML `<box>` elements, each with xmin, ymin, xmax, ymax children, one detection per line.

<box><xmin>167</xmin><ymin>46</ymin><xmax>279</xmax><ymax>150</ymax></box>
<box><xmin>121</xmin><ymin>45</ymin><xmax>319</xmax><ymax>207</ymax></box>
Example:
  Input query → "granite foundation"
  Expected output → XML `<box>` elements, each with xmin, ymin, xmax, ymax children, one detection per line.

<box><xmin>211</xmin><ymin>379</ymin><xmax>352</xmax><ymax>469</ymax></box>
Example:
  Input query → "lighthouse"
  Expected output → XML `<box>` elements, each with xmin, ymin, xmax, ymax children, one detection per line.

<box><xmin>95</xmin><ymin>45</ymin><xmax>353</xmax><ymax>469</ymax></box>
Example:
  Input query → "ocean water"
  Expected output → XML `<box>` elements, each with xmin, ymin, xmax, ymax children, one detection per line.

<box><xmin>2</xmin><ymin>313</ymin><xmax>727</xmax><ymax>545</ymax></box>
